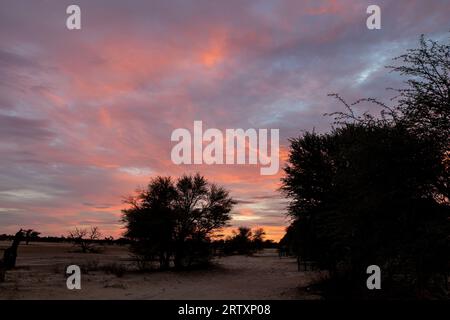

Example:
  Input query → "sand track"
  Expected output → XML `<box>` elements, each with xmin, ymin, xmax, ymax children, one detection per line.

<box><xmin>0</xmin><ymin>242</ymin><xmax>321</xmax><ymax>300</ymax></box>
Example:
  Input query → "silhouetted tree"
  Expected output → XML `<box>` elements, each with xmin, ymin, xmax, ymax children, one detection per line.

<box><xmin>279</xmin><ymin>222</ymin><xmax>301</xmax><ymax>258</ymax></box>
<box><xmin>231</xmin><ymin>227</ymin><xmax>253</xmax><ymax>254</ymax></box>
<box><xmin>223</xmin><ymin>227</ymin><xmax>267</xmax><ymax>254</ymax></box>
<box><xmin>24</xmin><ymin>229</ymin><xmax>40</xmax><ymax>245</ymax></box>
<box><xmin>252</xmin><ymin>228</ymin><xmax>266</xmax><ymax>251</ymax></box>
<box><xmin>389</xmin><ymin>35</ymin><xmax>450</xmax><ymax>151</ymax></box>
<box><xmin>122</xmin><ymin>176</ymin><xmax>175</xmax><ymax>270</ymax></box>
<box><xmin>282</xmin><ymin>34</ymin><xmax>450</xmax><ymax>299</ymax></box>
<box><xmin>68</xmin><ymin>227</ymin><xmax>102</xmax><ymax>253</ymax></box>
<box><xmin>122</xmin><ymin>174</ymin><xmax>235</xmax><ymax>270</ymax></box>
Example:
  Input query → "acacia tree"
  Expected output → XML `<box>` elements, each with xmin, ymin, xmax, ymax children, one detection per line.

<box><xmin>122</xmin><ymin>176</ymin><xmax>175</xmax><ymax>270</ymax></box>
<box><xmin>24</xmin><ymin>229</ymin><xmax>40</xmax><ymax>245</ymax></box>
<box><xmin>283</xmin><ymin>123</ymin><xmax>449</xmax><ymax>297</ymax></box>
<box><xmin>68</xmin><ymin>227</ymin><xmax>102</xmax><ymax>253</ymax></box>
<box><xmin>389</xmin><ymin>35</ymin><xmax>450</xmax><ymax>150</ymax></box>
<box><xmin>388</xmin><ymin>35</ymin><xmax>450</xmax><ymax>207</ymax></box>
<box><xmin>231</xmin><ymin>227</ymin><xmax>253</xmax><ymax>254</ymax></box>
<box><xmin>223</xmin><ymin>227</ymin><xmax>266</xmax><ymax>254</ymax></box>
<box><xmin>122</xmin><ymin>173</ymin><xmax>236</xmax><ymax>270</ymax></box>
<box><xmin>252</xmin><ymin>228</ymin><xmax>266</xmax><ymax>251</ymax></box>
<box><xmin>281</xmin><ymin>34</ymin><xmax>450</xmax><ymax>298</ymax></box>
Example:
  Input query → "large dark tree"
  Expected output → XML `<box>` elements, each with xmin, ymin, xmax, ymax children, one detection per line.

<box><xmin>389</xmin><ymin>35</ymin><xmax>450</xmax><ymax>150</ymax></box>
<box><xmin>122</xmin><ymin>173</ymin><xmax>235</xmax><ymax>270</ymax></box>
<box><xmin>282</xmin><ymin>35</ymin><xmax>450</xmax><ymax>299</ymax></box>
<box><xmin>122</xmin><ymin>176</ymin><xmax>176</xmax><ymax>269</ymax></box>
<box><xmin>389</xmin><ymin>35</ymin><xmax>450</xmax><ymax>207</ymax></box>
<box><xmin>252</xmin><ymin>228</ymin><xmax>266</xmax><ymax>251</ymax></box>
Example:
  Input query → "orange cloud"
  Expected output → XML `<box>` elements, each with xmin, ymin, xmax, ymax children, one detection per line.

<box><xmin>200</xmin><ymin>30</ymin><xmax>228</xmax><ymax>68</ymax></box>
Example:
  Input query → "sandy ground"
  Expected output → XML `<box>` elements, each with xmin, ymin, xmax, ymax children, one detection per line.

<box><xmin>0</xmin><ymin>242</ymin><xmax>322</xmax><ymax>300</ymax></box>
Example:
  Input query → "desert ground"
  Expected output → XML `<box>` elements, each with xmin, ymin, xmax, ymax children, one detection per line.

<box><xmin>0</xmin><ymin>241</ymin><xmax>323</xmax><ymax>300</ymax></box>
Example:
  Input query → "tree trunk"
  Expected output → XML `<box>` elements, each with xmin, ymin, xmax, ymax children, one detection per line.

<box><xmin>174</xmin><ymin>241</ymin><xmax>185</xmax><ymax>270</ymax></box>
<box><xmin>0</xmin><ymin>261</ymin><xmax>5</xmax><ymax>282</ymax></box>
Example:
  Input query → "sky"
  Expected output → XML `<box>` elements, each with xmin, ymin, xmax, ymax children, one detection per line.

<box><xmin>0</xmin><ymin>0</ymin><xmax>449</xmax><ymax>241</ymax></box>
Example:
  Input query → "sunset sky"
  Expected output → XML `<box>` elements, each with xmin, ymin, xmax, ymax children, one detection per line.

<box><xmin>0</xmin><ymin>0</ymin><xmax>449</xmax><ymax>241</ymax></box>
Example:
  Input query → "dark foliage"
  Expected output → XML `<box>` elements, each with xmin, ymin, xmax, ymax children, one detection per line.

<box><xmin>122</xmin><ymin>173</ymin><xmax>235</xmax><ymax>270</ymax></box>
<box><xmin>219</xmin><ymin>227</ymin><xmax>267</xmax><ymax>255</ymax></box>
<box><xmin>281</xmin><ymin>34</ymin><xmax>450</xmax><ymax>299</ymax></box>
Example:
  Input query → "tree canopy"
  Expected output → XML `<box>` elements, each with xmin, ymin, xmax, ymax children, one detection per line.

<box><xmin>281</xmin><ymin>34</ymin><xmax>450</xmax><ymax>299</ymax></box>
<box><xmin>122</xmin><ymin>173</ymin><xmax>236</xmax><ymax>269</ymax></box>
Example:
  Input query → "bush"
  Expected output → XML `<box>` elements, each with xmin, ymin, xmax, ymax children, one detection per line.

<box><xmin>101</xmin><ymin>263</ymin><xmax>127</xmax><ymax>278</ymax></box>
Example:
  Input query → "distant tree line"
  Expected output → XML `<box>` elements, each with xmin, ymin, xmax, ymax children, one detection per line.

<box><xmin>281</xmin><ymin>34</ymin><xmax>450</xmax><ymax>299</ymax></box>
<box><xmin>212</xmin><ymin>227</ymin><xmax>275</xmax><ymax>255</ymax></box>
<box><xmin>0</xmin><ymin>232</ymin><xmax>131</xmax><ymax>245</ymax></box>
<box><xmin>0</xmin><ymin>229</ymin><xmax>40</xmax><ymax>245</ymax></box>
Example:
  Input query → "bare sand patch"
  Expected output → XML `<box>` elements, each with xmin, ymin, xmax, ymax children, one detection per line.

<box><xmin>0</xmin><ymin>242</ymin><xmax>322</xmax><ymax>300</ymax></box>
